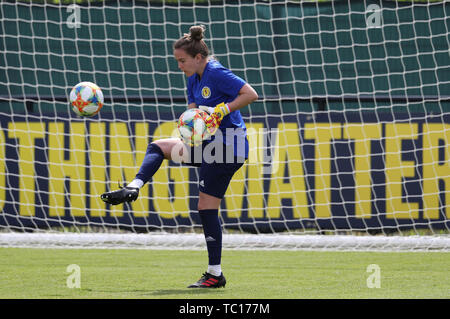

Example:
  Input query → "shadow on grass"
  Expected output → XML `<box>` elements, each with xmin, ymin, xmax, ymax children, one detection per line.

<box><xmin>150</xmin><ymin>288</ymin><xmax>226</xmax><ymax>296</ymax></box>
<box><xmin>75</xmin><ymin>288</ymin><xmax>227</xmax><ymax>298</ymax></box>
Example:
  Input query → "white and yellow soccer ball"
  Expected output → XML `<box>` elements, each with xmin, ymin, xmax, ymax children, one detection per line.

<box><xmin>177</xmin><ymin>108</ymin><xmax>211</xmax><ymax>146</ymax></box>
<box><xmin>69</xmin><ymin>81</ymin><xmax>104</xmax><ymax>117</ymax></box>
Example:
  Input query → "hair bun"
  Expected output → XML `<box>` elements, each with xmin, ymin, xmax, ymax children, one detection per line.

<box><xmin>189</xmin><ymin>25</ymin><xmax>205</xmax><ymax>41</ymax></box>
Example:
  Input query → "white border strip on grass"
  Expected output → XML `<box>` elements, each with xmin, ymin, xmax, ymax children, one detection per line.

<box><xmin>0</xmin><ymin>232</ymin><xmax>449</xmax><ymax>251</ymax></box>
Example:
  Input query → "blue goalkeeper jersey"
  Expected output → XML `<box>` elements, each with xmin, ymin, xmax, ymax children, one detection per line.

<box><xmin>187</xmin><ymin>59</ymin><xmax>248</xmax><ymax>159</ymax></box>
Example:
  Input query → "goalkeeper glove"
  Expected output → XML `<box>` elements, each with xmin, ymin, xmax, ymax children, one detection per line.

<box><xmin>199</xmin><ymin>102</ymin><xmax>231</xmax><ymax>135</ymax></box>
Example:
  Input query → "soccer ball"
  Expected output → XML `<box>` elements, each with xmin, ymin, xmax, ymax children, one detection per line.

<box><xmin>69</xmin><ymin>81</ymin><xmax>104</xmax><ymax>117</ymax></box>
<box><xmin>177</xmin><ymin>108</ymin><xmax>210</xmax><ymax>146</ymax></box>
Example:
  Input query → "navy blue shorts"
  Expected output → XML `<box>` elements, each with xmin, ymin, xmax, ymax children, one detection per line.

<box><xmin>184</xmin><ymin>140</ymin><xmax>246</xmax><ymax>199</ymax></box>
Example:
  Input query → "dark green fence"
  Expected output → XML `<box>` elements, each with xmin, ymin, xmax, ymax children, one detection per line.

<box><xmin>1</xmin><ymin>0</ymin><xmax>449</xmax><ymax>113</ymax></box>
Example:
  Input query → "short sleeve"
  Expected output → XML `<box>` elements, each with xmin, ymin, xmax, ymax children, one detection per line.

<box><xmin>214</xmin><ymin>68</ymin><xmax>246</xmax><ymax>98</ymax></box>
<box><xmin>187</xmin><ymin>76</ymin><xmax>195</xmax><ymax>104</ymax></box>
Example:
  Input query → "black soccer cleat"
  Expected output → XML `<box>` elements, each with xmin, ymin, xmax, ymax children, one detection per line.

<box><xmin>187</xmin><ymin>272</ymin><xmax>226</xmax><ymax>288</ymax></box>
<box><xmin>101</xmin><ymin>185</ymin><xmax>139</xmax><ymax>205</ymax></box>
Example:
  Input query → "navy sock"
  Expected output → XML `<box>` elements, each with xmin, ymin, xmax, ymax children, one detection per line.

<box><xmin>134</xmin><ymin>143</ymin><xmax>165</xmax><ymax>184</ymax></box>
<box><xmin>198</xmin><ymin>209</ymin><xmax>222</xmax><ymax>267</ymax></box>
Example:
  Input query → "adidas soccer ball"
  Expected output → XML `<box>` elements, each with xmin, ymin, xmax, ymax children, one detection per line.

<box><xmin>69</xmin><ymin>81</ymin><xmax>104</xmax><ymax>117</ymax></box>
<box><xmin>177</xmin><ymin>108</ymin><xmax>210</xmax><ymax>146</ymax></box>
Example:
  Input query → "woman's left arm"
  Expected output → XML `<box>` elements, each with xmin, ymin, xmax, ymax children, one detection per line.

<box><xmin>202</xmin><ymin>83</ymin><xmax>259</xmax><ymax>134</ymax></box>
<box><xmin>227</xmin><ymin>83</ymin><xmax>259</xmax><ymax>112</ymax></box>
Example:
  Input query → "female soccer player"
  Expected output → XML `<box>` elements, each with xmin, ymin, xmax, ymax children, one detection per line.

<box><xmin>101</xmin><ymin>25</ymin><xmax>258</xmax><ymax>288</ymax></box>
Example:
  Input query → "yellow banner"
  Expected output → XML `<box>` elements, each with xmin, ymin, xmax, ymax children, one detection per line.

<box><xmin>0</xmin><ymin>121</ymin><xmax>449</xmax><ymax>221</ymax></box>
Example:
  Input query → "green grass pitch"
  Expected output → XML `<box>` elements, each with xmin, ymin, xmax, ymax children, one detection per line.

<box><xmin>0</xmin><ymin>248</ymin><xmax>448</xmax><ymax>299</ymax></box>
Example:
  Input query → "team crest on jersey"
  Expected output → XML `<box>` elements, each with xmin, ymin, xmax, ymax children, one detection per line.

<box><xmin>201</xmin><ymin>86</ymin><xmax>211</xmax><ymax>99</ymax></box>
